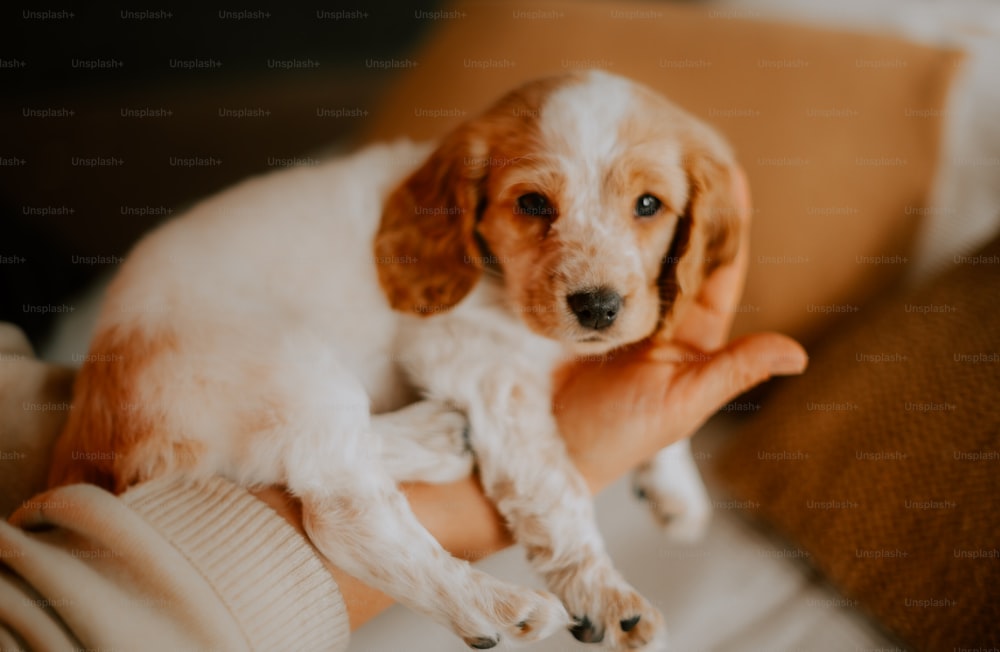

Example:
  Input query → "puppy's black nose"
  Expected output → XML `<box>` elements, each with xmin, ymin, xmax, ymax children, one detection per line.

<box><xmin>567</xmin><ymin>288</ymin><xmax>622</xmax><ymax>331</ymax></box>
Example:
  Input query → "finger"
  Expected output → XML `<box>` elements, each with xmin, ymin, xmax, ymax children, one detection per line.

<box><xmin>674</xmin><ymin>261</ymin><xmax>744</xmax><ymax>351</ymax></box>
<box><xmin>675</xmin><ymin>166</ymin><xmax>753</xmax><ymax>350</ymax></box>
<box><xmin>685</xmin><ymin>332</ymin><xmax>807</xmax><ymax>420</ymax></box>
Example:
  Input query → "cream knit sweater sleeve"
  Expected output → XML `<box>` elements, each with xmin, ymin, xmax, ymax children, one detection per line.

<box><xmin>0</xmin><ymin>323</ymin><xmax>350</xmax><ymax>651</ymax></box>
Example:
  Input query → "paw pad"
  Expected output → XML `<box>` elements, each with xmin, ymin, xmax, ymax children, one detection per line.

<box><xmin>570</xmin><ymin>615</ymin><xmax>605</xmax><ymax>643</ymax></box>
<box><xmin>620</xmin><ymin>615</ymin><xmax>641</xmax><ymax>632</ymax></box>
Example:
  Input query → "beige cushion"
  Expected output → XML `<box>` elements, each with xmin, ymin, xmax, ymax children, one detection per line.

<box><xmin>715</xmin><ymin>233</ymin><xmax>1000</xmax><ymax>651</ymax></box>
<box><xmin>363</xmin><ymin>0</ymin><xmax>962</xmax><ymax>344</ymax></box>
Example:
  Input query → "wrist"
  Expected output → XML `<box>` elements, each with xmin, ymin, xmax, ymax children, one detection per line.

<box><xmin>402</xmin><ymin>475</ymin><xmax>514</xmax><ymax>561</ymax></box>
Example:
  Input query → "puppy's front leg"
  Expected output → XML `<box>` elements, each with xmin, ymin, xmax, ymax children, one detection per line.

<box><xmin>399</xmin><ymin>315</ymin><xmax>666</xmax><ymax>649</ymax></box>
<box><xmin>466</xmin><ymin>392</ymin><xmax>667</xmax><ymax>651</ymax></box>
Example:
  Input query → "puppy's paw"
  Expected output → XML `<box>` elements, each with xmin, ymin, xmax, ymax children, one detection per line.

<box><xmin>453</xmin><ymin>576</ymin><xmax>569</xmax><ymax>648</ymax></box>
<box><xmin>397</xmin><ymin>399</ymin><xmax>473</xmax><ymax>481</ymax></box>
<box><xmin>633</xmin><ymin>456</ymin><xmax>712</xmax><ymax>544</ymax></box>
<box><xmin>376</xmin><ymin>399</ymin><xmax>474</xmax><ymax>483</ymax></box>
<box><xmin>559</xmin><ymin>566</ymin><xmax>666</xmax><ymax>651</ymax></box>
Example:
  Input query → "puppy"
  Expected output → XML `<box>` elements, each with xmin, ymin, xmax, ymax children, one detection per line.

<box><xmin>49</xmin><ymin>70</ymin><xmax>740</xmax><ymax>650</ymax></box>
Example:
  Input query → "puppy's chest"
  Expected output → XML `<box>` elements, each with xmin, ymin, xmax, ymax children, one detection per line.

<box><xmin>386</xmin><ymin>287</ymin><xmax>568</xmax><ymax>408</ymax></box>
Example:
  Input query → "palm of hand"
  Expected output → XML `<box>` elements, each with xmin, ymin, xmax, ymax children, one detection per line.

<box><xmin>554</xmin><ymin>169</ymin><xmax>807</xmax><ymax>492</ymax></box>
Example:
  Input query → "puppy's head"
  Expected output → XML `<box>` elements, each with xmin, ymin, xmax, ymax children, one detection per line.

<box><xmin>375</xmin><ymin>70</ymin><xmax>741</xmax><ymax>354</ymax></box>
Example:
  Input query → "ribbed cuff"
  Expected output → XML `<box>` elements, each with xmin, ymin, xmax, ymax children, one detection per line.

<box><xmin>122</xmin><ymin>476</ymin><xmax>349</xmax><ymax>652</ymax></box>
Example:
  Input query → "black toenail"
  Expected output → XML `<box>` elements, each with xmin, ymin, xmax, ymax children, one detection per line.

<box><xmin>570</xmin><ymin>615</ymin><xmax>605</xmax><ymax>643</ymax></box>
<box><xmin>620</xmin><ymin>615</ymin><xmax>641</xmax><ymax>632</ymax></box>
<box><xmin>516</xmin><ymin>620</ymin><xmax>528</xmax><ymax>630</ymax></box>
<box><xmin>461</xmin><ymin>425</ymin><xmax>473</xmax><ymax>453</ymax></box>
<box><xmin>467</xmin><ymin>636</ymin><xmax>498</xmax><ymax>649</ymax></box>
<box><xmin>634</xmin><ymin>486</ymin><xmax>647</xmax><ymax>500</ymax></box>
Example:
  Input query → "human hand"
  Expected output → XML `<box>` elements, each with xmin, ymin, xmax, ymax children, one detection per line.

<box><xmin>553</xmin><ymin>167</ymin><xmax>808</xmax><ymax>492</ymax></box>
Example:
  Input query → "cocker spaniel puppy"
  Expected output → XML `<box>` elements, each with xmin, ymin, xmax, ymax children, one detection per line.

<box><xmin>50</xmin><ymin>70</ymin><xmax>740</xmax><ymax>650</ymax></box>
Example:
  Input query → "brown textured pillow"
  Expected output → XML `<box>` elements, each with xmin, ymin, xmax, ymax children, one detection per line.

<box><xmin>715</xmin><ymin>234</ymin><xmax>1000</xmax><ymax>651</ymax></box>
<box><xmin>362</xmin><ymin>0</ymin><xmax>962</xmax><ymax>344</ymax></box>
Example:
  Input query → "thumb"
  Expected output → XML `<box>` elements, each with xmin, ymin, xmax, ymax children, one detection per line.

<box><xmin>692</xmin><ymin>333</ymin><xmax>808</xmax><ymax>416</ymax></box>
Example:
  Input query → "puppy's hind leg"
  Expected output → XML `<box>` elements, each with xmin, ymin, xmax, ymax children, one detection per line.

<box><xmin>281</xmin><ymin>393</ymin><xmax>567</xmax><ymax>648</ymax></box>
<box><xmin>633</xmin><ymin>439</ymin><xmax>712</xmax><ymax>543</ymax></box>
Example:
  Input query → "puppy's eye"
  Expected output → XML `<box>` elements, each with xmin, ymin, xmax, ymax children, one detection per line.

<box><xmin>634</xmin><ymin>194</ymin><xmax>662</xmax><ymax>218</ymax></box>
<box><xmin>516</xmin><ymin>192</ymin><xmax>553</xmax><ymax>217</ymax></box>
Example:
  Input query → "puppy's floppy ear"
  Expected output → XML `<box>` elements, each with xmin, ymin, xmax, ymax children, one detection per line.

<box><xmin>658</xmin><ymin>145</ymin><xmax>742</xmax><ymax>327</ymax></box>
<box><xmin>374</xmin><ymin>127</ymin><xmax>488</xmax><ymax>315</ymax></box>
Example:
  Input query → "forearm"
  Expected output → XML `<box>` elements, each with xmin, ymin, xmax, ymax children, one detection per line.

<box><xmin>253</xmin><ymin>474</ymin><xmax>514</xmax><ymax>630</ymax></box>
<box><xmin>403</xmin><ymin>476</ymin><xmax>514</xmax><ymax>561</ymax></box>
<box><xmin>286</xmin><ymin>468</ymin><xmax>599</xmax><ymax>631</ymax></box>
<box><xmin>335</xmin><ymin>475</ymin><xmax>516</xmax><ymax>629</ymax></box>
<box><xmin>329</xmin><ymin>476</ymin><xmax>514</xmax><ymax>629</ymax></box>
<box><xmin>5</xmin><ymin>478</ymin><xmax>348</xmax><ymax>651</ymax></box>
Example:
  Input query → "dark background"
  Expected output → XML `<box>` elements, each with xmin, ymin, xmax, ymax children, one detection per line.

<box><xmin>0</xmin><ymin>3</ymin><xmax>446</xmax><ymax>348</ymax></box>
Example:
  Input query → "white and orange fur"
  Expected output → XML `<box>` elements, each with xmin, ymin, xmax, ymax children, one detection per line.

<box><xmin>49</xmin><ymin>71</ymin><xmax>740</xmax><ymax>651</ymax></box>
